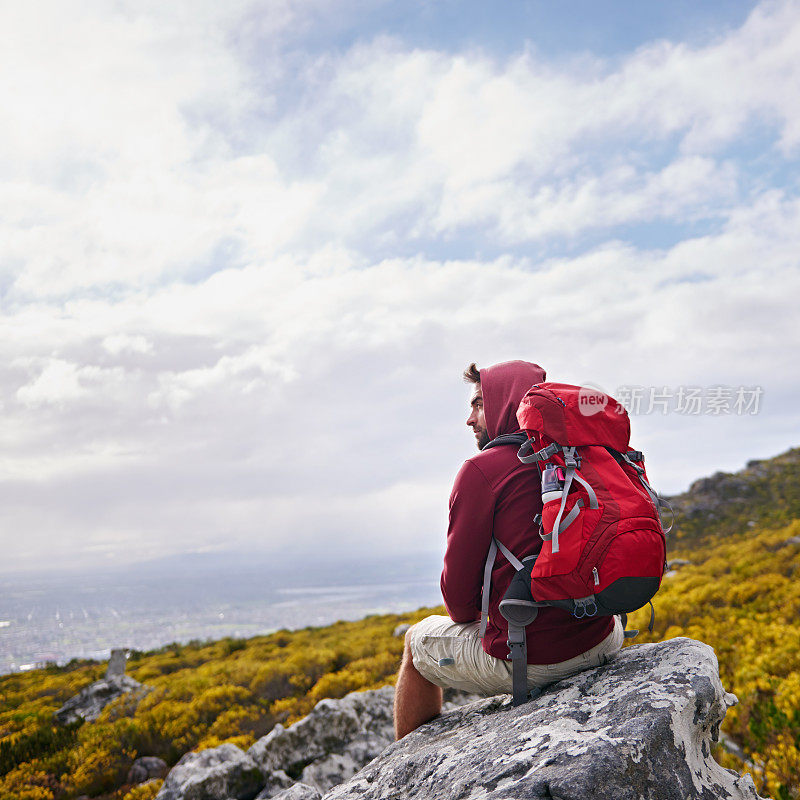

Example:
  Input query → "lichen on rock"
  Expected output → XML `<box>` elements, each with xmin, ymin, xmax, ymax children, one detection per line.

<box><xmin>155</xmin><ymin>637</ymin><xmax>764</xmax><ymax>800</ymax></box>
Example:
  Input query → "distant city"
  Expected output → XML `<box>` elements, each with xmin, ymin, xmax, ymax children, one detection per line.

<box><xmin>0</xmin><ymin>551</ymin><xmax>443</xmax><ymax>674</ymax></box>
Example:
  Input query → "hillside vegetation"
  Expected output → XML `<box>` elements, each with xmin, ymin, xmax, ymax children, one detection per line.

<box><xmin>2</xmin><ymin>447</ymin><xmax>799</xmax><ymax>800</ymax></box>
<box><xmin>0</xmin><ymin>606</ymin><xmax>438</xmax><ymax>800</ymax></box>
<box><xmin>668</xmin><ymin>447</ymin><xmax>800</xmax><ymax>549</ymax></box>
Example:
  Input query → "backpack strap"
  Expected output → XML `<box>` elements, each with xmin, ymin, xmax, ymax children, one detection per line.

<box><xmin>479</xmin><ymin>539</ymin><xmax>497</xmax><ymax>638</ymax></box>
<box><xmin>497</xmin><ymin>541</ymin><xmax>539</xmax><ymax>706</ymax></box>
<box><xmin>619</xmin><ymin>452</ymin><xmax>674</xmax><ymax>534</ymax></box>
<box><xmin>572</xmin><ymin>474</ymin><xmax>599</xmax><ymax>509</ymax></box>
<box><xmin>480</xmin><ymin>539</ymin><xmax>545</xmax><ymax>706</ymax></box>
<box><xmin>479</xmin><ymin>537</ymin><xmax>525</xmax><ymax>638</ymax></box>
<box><xmin>620</xmin><ymin>612</ymin><xmax>639</xmax><ymax>639</ymax></box>
<box><xmin>483</xmin><ymin>432</ymin><xmax>529</xmax><ymax>451</ymax></box>
<box><xmin>507</xmin><ymin>619</ymin><xmax>528</xmax><ymax>706</ymax></box>
<box><xmin>539</xmin><ymin>500</ymin><xmax>584</xmax><ymax>543</ymax></box>
<box><xmin>549</xmin><ymin>447</ymin><xmax>579</xmax><ymax>553</ymax></box>
<box><xmin>475</xmin><ymin>433</ymin><xmax>534</xmax><ymax>637</ymax></box>
<box><xmin>498</xmin><ymin>556</ymin><xmax>545</xmax><ymax>707</ymax></box>
<box><xmin>476</xmin><ymin>434</ymin><xmax>537</xmax><ymax>636</ymax></box>
<box><xmin>517</xmin><ymin>440</ymin><xmax>560</xmax><ymax>463</ymax></box>
<box><xmin>620</xmin><ymin>601</ymin><xmax>656</xmax><ymax>639</ymax></box>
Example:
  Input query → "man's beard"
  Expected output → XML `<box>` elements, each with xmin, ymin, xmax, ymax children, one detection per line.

<box><xmin>476</xmin><ymin>428</ymin><xmax>490</xmax><ymax>450</ymax></box>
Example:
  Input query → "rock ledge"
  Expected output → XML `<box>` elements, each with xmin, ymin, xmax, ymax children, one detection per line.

<box><xmin>156</xmin><ymin>638</ymin><xmax>765</xmax><ymax>800</ymax></box>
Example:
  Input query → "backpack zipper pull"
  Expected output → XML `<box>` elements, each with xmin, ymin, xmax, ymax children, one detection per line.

<box><xmin>592</xmin><ymin>567</ymin><xmax>600</xmax><ymax>587</ymax></box>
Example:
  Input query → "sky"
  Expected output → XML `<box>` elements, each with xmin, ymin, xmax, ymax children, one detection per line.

<box><xmin>0</xmin><ymin>0</ymin><xmax>798</xmax><ymax>574</ymax></box>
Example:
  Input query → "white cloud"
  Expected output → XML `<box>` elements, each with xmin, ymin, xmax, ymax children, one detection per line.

<box><xmin>438</xmin><ymin>156</ymin><xmax>739</xmax><ymax>241</ymax></box>
<box><xmin>281</xmin><ymin>1</ymin><xmax>800</xmax><ymax>244</ymax></box>
<box><xmin>102</xmin><ymin>334</ymin><xmax>152</xmax><ymax>355</ymax></box>
<box><xmin>15</xmin><ymin>359</ymin><xmax>94</xmax><ymax>406</ymax></box>
<box><xmin>1</xmin><ymin>1</ymin><xmax>799</xmax><ymax>572</ymax></box>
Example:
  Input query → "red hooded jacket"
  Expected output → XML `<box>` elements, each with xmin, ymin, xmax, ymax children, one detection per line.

<box><xmin>440</xmin><ymin>360</ymin><xmax>613</xmax><ymax>664</ymax></box>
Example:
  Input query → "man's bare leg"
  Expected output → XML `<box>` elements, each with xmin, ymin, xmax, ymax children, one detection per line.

<box><xmin>394</xmin><ymin>631</ymin><xmax>442</xmax><ymax>740</ymax></box>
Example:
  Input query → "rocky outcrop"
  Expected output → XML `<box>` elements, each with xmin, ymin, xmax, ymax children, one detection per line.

<box><xmin>155</xmin><ymin>638</ymin><xmax>763</xmax><ymax>800</ymax></box>
<box><xmin>253</xmin><ymin>770</ymin><xmax>295</xmax><ymax>798</ymax></box>
<box><xmin>156</xmin><ymin>685</ymin><xmax>476</xmax><ymax>800</ymax></box>
<box><xmin>247</xmin><ymin>685</ymin><xmax>394</xmax><ymax>793</ymax></box>
<box><xmin>666</xmin><ymin>446</ymin><xmax>800</xmax><ymax>548</ymax></box>
<box><xmin>328</xmin><ymin>638</ymin><xmax>763</xmax><ymax>800</ymax></box>
<box><xmin>54</xmin><ymin>673</ymin><xmax>151</xmax><ymax>725</ymax></box>
<box><xmin>267</xmin><ymin>785</ymin><xmax>321</xmax><ymax>800</ymax></box>
<box><xmin>246</xmin><ymin>685</ymin><xmax>477</xmax><ymax>796</ymax></box>
<box><xmin>128</xmin><ymin>756</ymin><xmax>169</xmax><ymax>784</ymax></box>
<box><xmin>54</xmin><ymin>648</ymin><xmax>152</xmax><ymax>725</ymax></box>
<box><xmin>154</xmin><ymin>743</ymin><xmax>263</xmax><ymax>800</ymax></box>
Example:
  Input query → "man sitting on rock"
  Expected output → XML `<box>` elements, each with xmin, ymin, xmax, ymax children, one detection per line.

<box><xmin>394</xmin><ymin>360</ymin><xmax>624</xmax><ymax>739</ymax></box>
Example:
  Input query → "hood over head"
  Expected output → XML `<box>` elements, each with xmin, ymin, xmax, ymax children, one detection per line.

<box><xmin>480</xmin><ymin>360</ymin><xmax>547</xmax><ymax>441</ymax></box>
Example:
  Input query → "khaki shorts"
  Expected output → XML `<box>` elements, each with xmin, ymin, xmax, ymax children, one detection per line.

<box><xmin>408</xmin><ymin>614</ymin><xmax>624</xmax><ymax>696</ymax></box>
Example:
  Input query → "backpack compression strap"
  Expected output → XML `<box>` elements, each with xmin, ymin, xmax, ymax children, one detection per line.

<box><xmin>618</xmin><ymin>451</ymin><xmax>674</xmax><ymax>534</ymax></box>
<box><xmin>518</xmin><ymin>439</ymin><xmax>560</xmax><ymax>463</ymax></box>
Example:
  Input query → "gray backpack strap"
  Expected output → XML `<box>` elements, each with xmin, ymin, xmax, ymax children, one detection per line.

<box><xmin>619</xmin><ymin>602</ymin><xmax>656</xmax><ymax>640</ymax></box>
<box><xmin>498</xmin><ymin>555</ymin><xmax>544</xmax><ymax>707</ymax></box>
<box><xmin>483</xmin><ymin>541</ymin><xmax>548</xmax><ymax>706</ymax></box>
<box><xmin>507</xmin><ymin>621</ymin><xmax>528</xmax><ymax>706</ymax></box>
<box><xmin>479</xmin><ymin>539</ymin><xmax>498</xmax><ymax>638</ymax></box>
<box><xmin>479</xmin><ymin>538</ymin><xmax>525</xmax><ymax>638</ymax></box>
<box><xmin>483</xmin><ymin>432</ymin><xmax>529</xmax><ymax>451</ymax></box>
<box><xmin>549</xmin><ymin>447</ymin><xmax>579</xmax><ymax>553</ymax></box>
<box><xmin>620</xmin><ymin>452</ymin><xmax>673</xmax><ymax>534</ymax></box>
<box><xmin>657</xmin><ymin>497</ymin><xmax>675</xmax><ymax>534</ymax></box>
<box><xmin>572</xmin><ymin>474</ymin><xmax>599</xmax><ymax>509</ymax></box>
<box><xmin>518</xmin><ymin>440</ymin><xmax>560</xmax><ymax>464</ymax></box>
<box><xmin>620</xmin><ymin>612</ymin><xmax>639</xmax><ymax>639</ymax></box>
<box><xmin>494</xmin><ymin>538</ymin><xmax>525</xmax><ymax>570</ymax></box>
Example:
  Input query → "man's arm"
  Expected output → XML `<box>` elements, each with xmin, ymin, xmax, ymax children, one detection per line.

<box><xmin>440</xmin><ymin>460</ymin><xmax>495</xmax><ymax>623</ymax></box>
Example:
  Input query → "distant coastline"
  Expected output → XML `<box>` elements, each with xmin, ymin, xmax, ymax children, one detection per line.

<box><xmin>0</xmin><ymin>550</ymin><xmax>442</xmax><ymax>674</ymax></box>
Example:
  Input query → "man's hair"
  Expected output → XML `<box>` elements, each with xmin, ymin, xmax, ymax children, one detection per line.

<box><xmin>463</xmin><ymin>363</ymin><xmax>481</xmax><ymax>384</ymax></box>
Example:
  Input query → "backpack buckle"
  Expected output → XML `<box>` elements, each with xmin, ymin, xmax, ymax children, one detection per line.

<box><xmin>563</xmin><ymin>447</ymin><xmax>581</xmax><ymax>470</ymax></box>
<box><xmin>572</xmin><ymin>597</ymin><xmax>597</xmax><ymax>619</ymax></box>
<box><xmin>507</xmin><ymin>625</ymin><xmax>526</xmax><ymax>658</ymax></box>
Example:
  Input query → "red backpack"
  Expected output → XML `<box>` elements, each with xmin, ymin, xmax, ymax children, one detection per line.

<box><xmin>482</xmin><ymin>382</ymin><xmax>669</xmax><ymax>705</ymax></box>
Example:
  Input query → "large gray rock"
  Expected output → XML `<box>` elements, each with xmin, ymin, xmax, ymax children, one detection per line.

<box><xmin>151</xmin><ymin>685</ymin><xmax>476</xmax><ymax>800</ymax></box>
<box><xmin>154</xmin><ymin>743</ymin><xmax>263</xmax><ymax>800</ymax></box>
<box><xmin>253</xmin><ymin>769</ymin><xmax>295</xmax><ymax>799</ymax></box>
<box><xmin>54</xmin><ymin>674</ymin><xmax>150</xmax><ymax>724</ymax></box>
<box><xmin>324</xmin><ymin>638</ymin><xmax>765</xmax><ymax>800</ymax></box>
<box><xmin>128</xmin><ymin>755</ymin><xmax>169</xmax><ymax>784</ymax></box>
<box><xmin>247</xmin><ymin>684</ymin><xmax>478</xmax><ymax>794</ymax></box>
<box><xmin>247</xmin><ymin>686</ymin><xmax>394</xmax><ymax>793</ymax></box>
<box><xmin>270</xmin><ymin>784</ymin><xmax>322</xmax><ymax>800</ymax></box>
